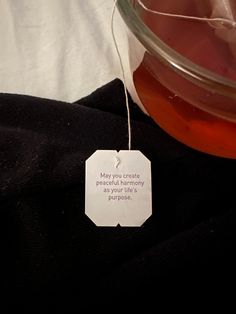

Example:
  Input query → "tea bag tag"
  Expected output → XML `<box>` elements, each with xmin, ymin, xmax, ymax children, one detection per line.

<box><xmin>85</xmin><ymin>150</ymin><xmax>152</xmax><ymax>227</ymax></box>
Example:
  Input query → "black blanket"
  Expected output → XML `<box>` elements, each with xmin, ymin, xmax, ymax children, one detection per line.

<box><xmin>0</xmin><ymin>79</ymin><xmax>235</xmax><ymax>312</ymax></box>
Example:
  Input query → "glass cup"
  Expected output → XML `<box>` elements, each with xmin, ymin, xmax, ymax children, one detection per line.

<box><xmin>117</xmin><ymin>0</ymin><xmax>236</xmax><ymax>158</ymax></box>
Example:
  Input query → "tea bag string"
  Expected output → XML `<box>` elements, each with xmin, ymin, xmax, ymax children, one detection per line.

<box><xmin>137</xmin><ymin>0</ymin><xmax>236</xmax><ymax>29</ymax></box>
<box><xmin>111</xmin><ymin>0</ymin><xmax>131</xmax><ymax>151</ymax></box>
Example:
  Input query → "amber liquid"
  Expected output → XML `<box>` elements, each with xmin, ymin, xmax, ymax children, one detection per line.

<box><xmin>133</xmin><ymin>0</ymin><xmax>236</xmax><ymax>158</ymax></box>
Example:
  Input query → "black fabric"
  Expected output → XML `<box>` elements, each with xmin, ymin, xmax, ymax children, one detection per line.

<box><xmin>0</xmin><ymin>79</ymin><xmax>235</xmax><ymax>312</ymax></box>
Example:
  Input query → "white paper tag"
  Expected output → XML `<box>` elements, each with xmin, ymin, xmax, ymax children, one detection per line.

<box><xmin>85</xmin><ymin>150</ymin><xmax>152</xmax><ymax>227</ymax></box>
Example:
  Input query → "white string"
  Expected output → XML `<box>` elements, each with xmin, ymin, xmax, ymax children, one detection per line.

<box><xmin>137</xmin><ymin>0</ymin><xmax>236</xmax><ymax>29</ymax></box>
<box><xmin>111</xmin><ymin>0</ymin><xmax>132</xmax><ymax>151</ymax></box>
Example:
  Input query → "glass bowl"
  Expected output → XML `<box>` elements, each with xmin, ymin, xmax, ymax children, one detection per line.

<box><xmin>117</xmin><ymin>0</ymin><xmax>236</xmax><ymax>158</ymax></box>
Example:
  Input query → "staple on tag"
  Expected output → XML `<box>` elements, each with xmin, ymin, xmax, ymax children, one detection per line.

<box><xmin>115</xmin><ymin>156</ymin><xmax>121</xmax><ymax>168</ymax></box>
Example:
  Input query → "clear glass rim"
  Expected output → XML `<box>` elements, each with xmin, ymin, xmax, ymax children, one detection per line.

<box><xmin>117</xmin><ymin>0</ymin><xmax>236</xmax><ymax>99</ymax></box>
